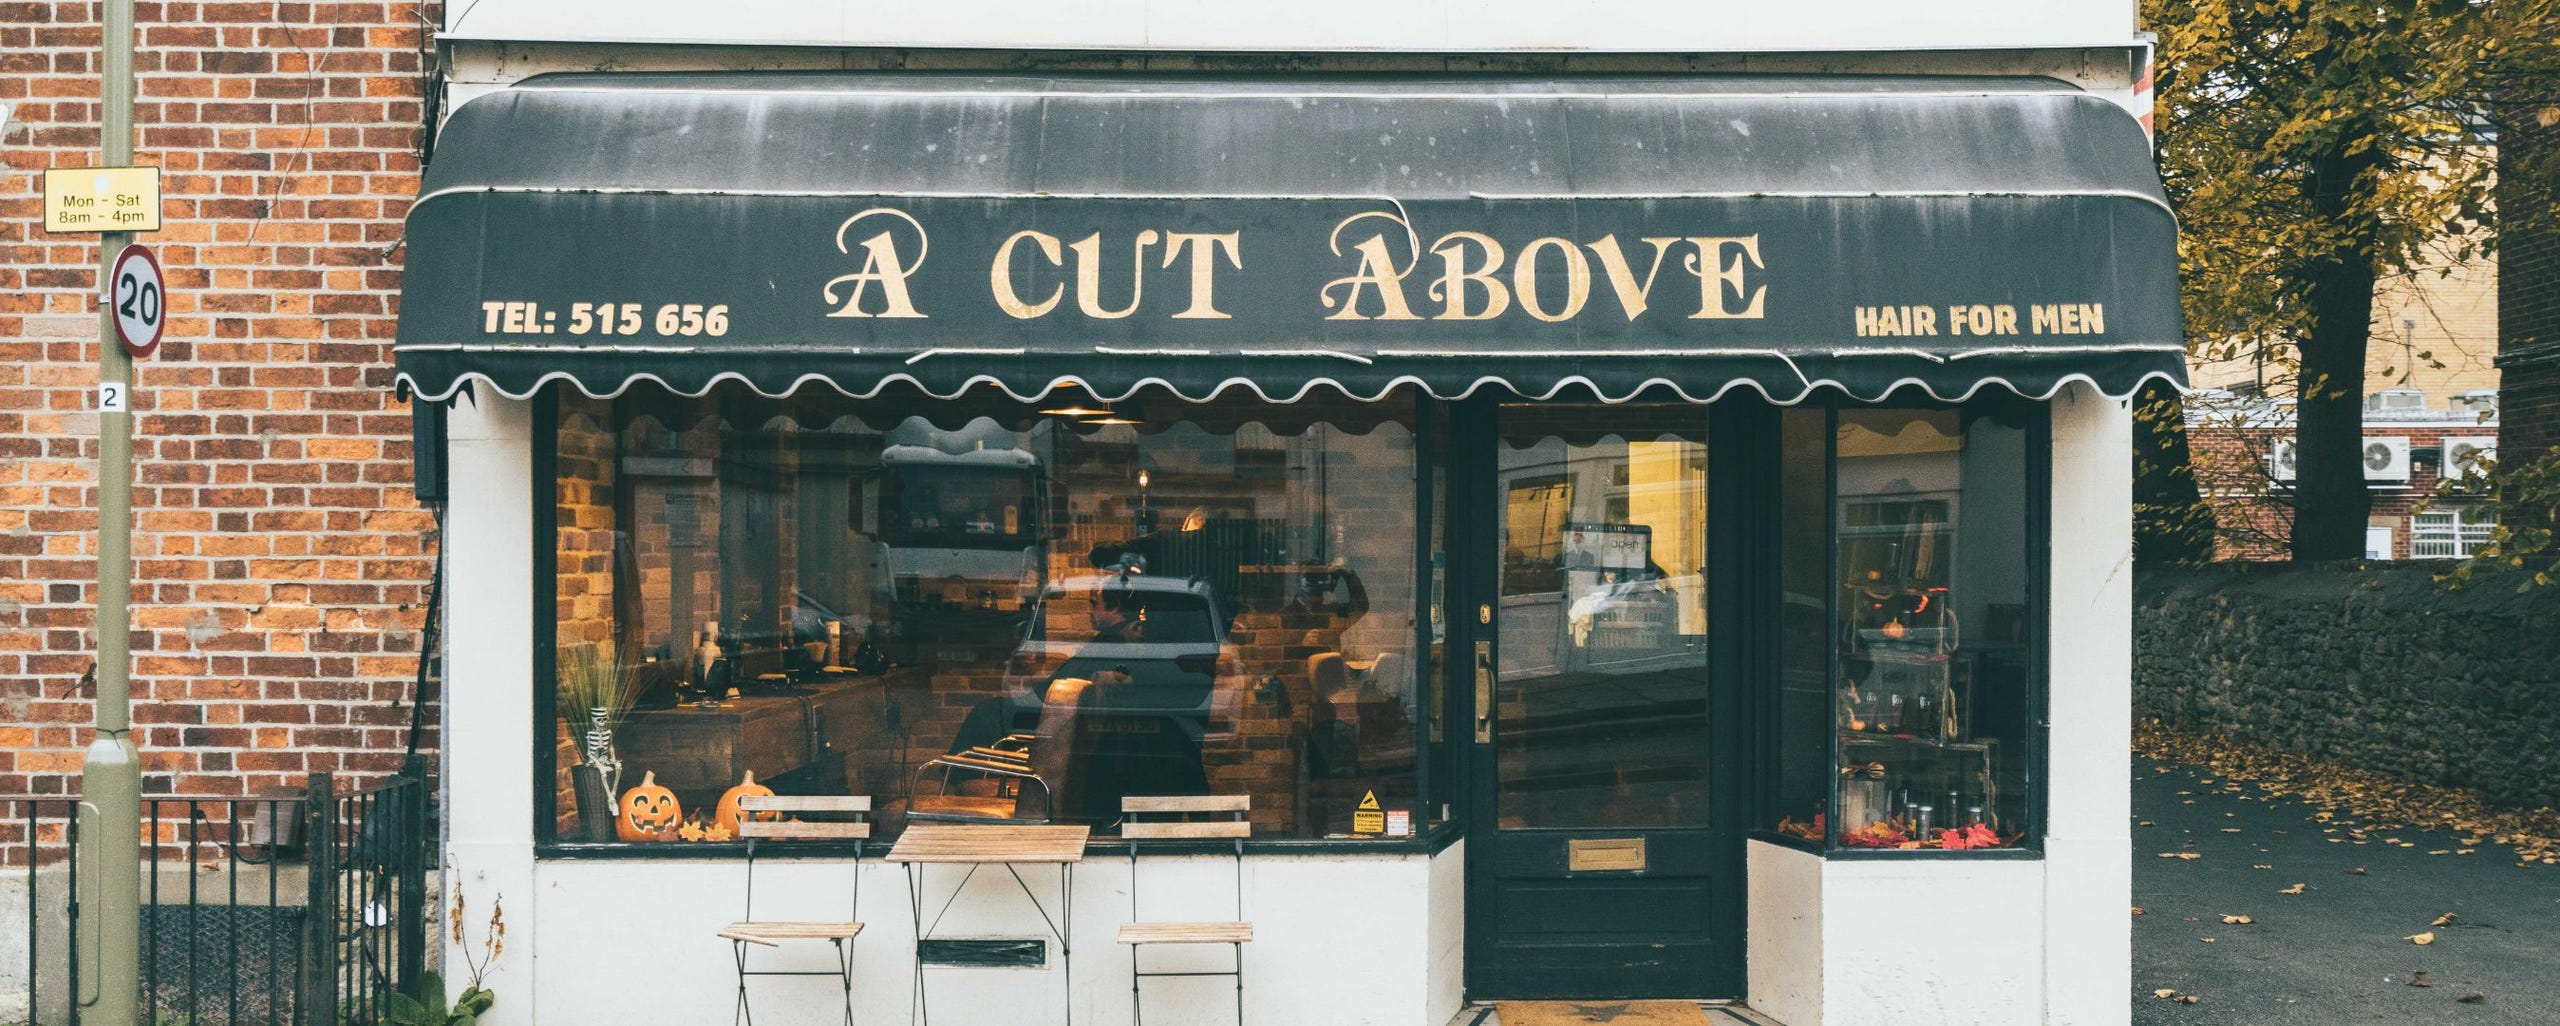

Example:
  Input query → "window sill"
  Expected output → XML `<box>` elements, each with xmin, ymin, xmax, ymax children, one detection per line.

<box><xmin>1820</xmin><ymin>845</ymin><xmax>2044</xmax><ymax>861</ymax></box>
<box><xmin>536</xmin><ymin>833</ymin><xmax>1447</xmax><ymax>861</ymax></box>
<box><xmin>1748</xmin><ymin>830</ymin><xmax>2044</xmax><ymax>860</ymax></box>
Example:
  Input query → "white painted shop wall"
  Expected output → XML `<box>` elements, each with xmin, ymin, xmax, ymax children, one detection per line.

<box><xmin>439</xmin><ymin>390</ymin><xmax>540</xmax><ymax>1026</ymax></box>
<box><xmin>2039</xmin><ymin>379</ymin><xmax>2137</xmax><ymax>1026</ymax></box>
<box><xmin>530</xmin><ymin>854</ymin><xmax>1448</xmax><ymax>1026</ymax></box>
<box><xmin>1743</xmin><ymin>382</ymin><xmax>2135</xmax><ymax>1026</ymax></box>
<box><xmin>435</xmin><ymin>391</ymin><xmax>1467</xmax><ymax>1026</ymax></box>
<box><xmin>438</xmin><ymin>0</ymin><xmax>2136</xmax><ymax>53</ymax></box>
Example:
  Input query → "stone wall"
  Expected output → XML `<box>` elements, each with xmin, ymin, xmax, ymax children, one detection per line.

<box><xmin>2134</xmin><ymin>562</ymin><xmax>2560</xmax><ymax>811</ymax></box>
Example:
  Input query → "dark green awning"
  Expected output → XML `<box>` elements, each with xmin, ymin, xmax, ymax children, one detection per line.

<box><xmin>395</xmin><ymin>73</ymin><xmax>2183</xmax><ymax>404</ymax></box>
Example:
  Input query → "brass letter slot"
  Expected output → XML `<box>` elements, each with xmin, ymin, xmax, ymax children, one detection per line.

<box><xmin>1566</xmin><ymin>837</ymin><xmax>1647</xmax><ymax>873</ymax></box>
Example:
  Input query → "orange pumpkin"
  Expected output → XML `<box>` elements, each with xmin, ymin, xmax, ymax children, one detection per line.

<box><xmin>617</xmin><ymin>770</ymin><xmax>682</xmax><ymax>841</ymax></box>
<box><xmin>715</xmin><ymin>769</ymin><xmax>778</xmax><ymax>836</ymax></box>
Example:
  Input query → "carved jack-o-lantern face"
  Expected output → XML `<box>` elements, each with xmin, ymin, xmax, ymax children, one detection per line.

<box><xmin>617</xmin><ymin>770</ymin><xmax>682</xmax><ymax>841</ymax></box>
<box><xmin>714</xmin><ymin>769</ymin><xmax>778</xmax><ymax>837</ymax></box>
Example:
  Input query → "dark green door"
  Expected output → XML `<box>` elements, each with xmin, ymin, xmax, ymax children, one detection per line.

<box><xmin>1462</xmin><ymin>403</ymin><xmax>1745</xmax><ymax>1000</ymax></box>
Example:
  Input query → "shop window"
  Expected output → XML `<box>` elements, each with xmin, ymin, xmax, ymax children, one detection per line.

<box><xmin>2409</xmin><ymin>508</ymin><xmax>2493</xmax><ymax>559</ymax></box>
<box><xmin>546</xmin><ymin>384</ymin><xmax>1422</xmax><ymax>846</ymax></box>
<box><xmin>1767</xmin><ymin>404</ymin><xmax>2040</xmax><ymax>854</ymax></box>
<box><xmin>1423</xmin><ymin>404</ymin><xmax>1456</xmax><ymax>829</ymax></box>
<box><xmin>1493</xmin><ymin>410</ymin><xmax>1712</xmax><ymax>830</ymax></box>
<box><xmin>1764</xmin><ymin>407</ymin><xmax>1832</xmax><ymax>843</ymax></box>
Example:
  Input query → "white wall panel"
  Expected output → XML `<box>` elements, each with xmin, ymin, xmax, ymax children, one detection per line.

<box><xmin>1822</xmin><ymin>858</ymin><xmax>2047</xmax><ymax>1025</ymax></box>
<box><xmin>439</xmin><ymin>392</ymin><xmax>539</xmax><ymax>1026</ymax></box>
<box><xmin>1427</xmin><ymin>840</ymin><xmax>1467</xmax><ymax>1025</ymax></box>
<box><xmin>2041</xmin><ymin>382</ymin><xmax>2135</xmax><ymax>1026</ymax></box>
<box><xmin>1745</xmin><ymin>841</ymin><xmax>1823</xmax><ymax>1026</ymax></box>
<box><xmin>525</xmin><ymin>853</ymin><xmax>1437</xmax><ymax>1025</ymax></box>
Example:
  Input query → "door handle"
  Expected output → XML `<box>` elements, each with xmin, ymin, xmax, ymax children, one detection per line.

<box><xmin>1473</xmin><ymin>641</ymin><xmax>1494</xmax><ymax>743</ymax></box>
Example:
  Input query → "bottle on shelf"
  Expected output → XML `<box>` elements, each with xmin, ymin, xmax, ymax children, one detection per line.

<box><xmin>694</xmin><ymin>621</ymin><xmax>728</xmax><ymax>696</ymax></box>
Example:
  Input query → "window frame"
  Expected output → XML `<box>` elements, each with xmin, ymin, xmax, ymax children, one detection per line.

<box><xmin>1753</xmin><ymin>395</ymin><xmax>2052</xmax><ymax>860</ymax></box>
<box><xmin>531</xmin><ymin>386</ymin><xmax>2051</xmax><ymax>860</ymax></box>
<box><xmin>2409</xmin><ymin>507</ymin><xmax>2493</xmax><ymax>560</ymax></box>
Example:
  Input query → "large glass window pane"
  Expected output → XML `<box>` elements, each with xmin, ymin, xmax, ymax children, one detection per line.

<box><xmin>1765</xmin><ymin>406</ymin><xmax>1833</xmax><ymax>844</ymax></box>
<box><xmin>1831</xmin><ymin>406</ymin><xmax>2035</xmax><ymax>851</ymax></box>
<box><xmin>549</xmin><ymin>385</ymin><xmax>1420</xmax><ymax>844</ymax></box>
<box><xmin>1494</xmin><ymin>407</ymin><xmax>1710</xmax><ymax>830</ymax></box>
<box><xmin>1425</xmin><ymin>402</ymin><xmax>1454</xmax><ymax>828</ymax></box>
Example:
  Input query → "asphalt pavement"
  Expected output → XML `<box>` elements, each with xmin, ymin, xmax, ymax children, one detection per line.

<box><xmin>2133</xmin><ymin>758</ymin><xmax>2560</xmax><ymax>1024</ymax></box>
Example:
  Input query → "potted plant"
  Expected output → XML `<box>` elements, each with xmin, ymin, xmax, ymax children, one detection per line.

<box><xmin>558</xmin><ymin>641</ymin><xmax>642</xmax><ymax>841</ymax></box>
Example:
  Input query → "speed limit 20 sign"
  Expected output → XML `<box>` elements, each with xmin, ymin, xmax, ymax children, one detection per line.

<box><xmin>109</xmin><ymin>243</ymin><xmax>165</xmax><ymax>357</ymax></box>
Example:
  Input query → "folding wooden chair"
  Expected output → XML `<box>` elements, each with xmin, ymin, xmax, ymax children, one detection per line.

<box><xmin>908</xmin><ymin>676</ymin><xmax>1096</xmax><ymax>824</ymax></box>
<box><xmin>716</xmin><ymin>794</ymin><xmax>872</xmax><ymax>1026</ymax></box>
<box><xmin>1117</xmin><ymin>795</ymin><xmax>1252</xmax><ymax>1026</ymax></box>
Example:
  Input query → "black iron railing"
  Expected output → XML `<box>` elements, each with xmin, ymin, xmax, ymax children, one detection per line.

<box><xmin>5</xmin><ymin>756</ymin><xmax>434</xmax><ymax>1026</ymax></box>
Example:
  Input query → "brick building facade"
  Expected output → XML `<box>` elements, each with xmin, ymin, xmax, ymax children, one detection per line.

<box><xmin>2500</xmin><ymin>99</ymin><xmax>2560</xmax><ymax>460</ymax></box>
<box><xmin>2185</xmin><ymin>401</ymin><xmax>2497</xmax><ymax>560</ymax></box>
<box><xmin>0</xmin><ymin>1</ymin><xmax>437</xmax><ymax>821</ymax></box>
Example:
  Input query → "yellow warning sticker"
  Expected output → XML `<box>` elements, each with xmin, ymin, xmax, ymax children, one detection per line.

<box><xmin>1353</xmin><ymin>789</ymin><xmax>1386</xmax><ymax>835</ymax></box>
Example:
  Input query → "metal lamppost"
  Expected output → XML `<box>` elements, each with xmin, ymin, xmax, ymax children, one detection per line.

<box><xmin>77</xmin><ymin>0</ymin><xmax>144</xmax><ymax>1022</ymax></box>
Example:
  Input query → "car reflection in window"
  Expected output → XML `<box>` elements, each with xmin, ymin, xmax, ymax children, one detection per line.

<box><xmin>946</xmin><ymin>572</ymin><xmax>1232</xmax><ymax>822</ymax></box>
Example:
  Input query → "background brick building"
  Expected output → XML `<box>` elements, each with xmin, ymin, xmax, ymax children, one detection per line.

<box><xmin>2500</xmin><ymin>98</ymin><xmax>2560</xmax><ymax>460</ymax></box>
<box><xmin>2184</xmin><ymin>400</ymin><xmax>2497</xmax><ymax>560</ymax></box>
<box><xmin>0</xmin><ymin>1</ymin><xmax>437</xmax><ymax>820</ymax></box>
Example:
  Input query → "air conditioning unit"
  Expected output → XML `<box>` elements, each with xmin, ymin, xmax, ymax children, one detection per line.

<box><xmin>2365</xmin><ymin>389</ymin><xmax>2427</xmax><ymax>413</ymax></box>
<box><xmin>2269</xmin><ymin>438</ymin><xmax>2299</xmax><ymax>482</ymax></box>
<box><xmin>2445</xmin><ymin>437</ymin><xmax>2496</xmax><ymax>479</ymax></box>
<box><xmin>2363</xmin><ymin>436</ymin><xmax>2411</xmax><ymax>483</ymax></box>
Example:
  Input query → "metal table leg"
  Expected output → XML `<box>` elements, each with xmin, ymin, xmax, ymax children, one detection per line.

<box><xmin>905</xmin><ymin>863</ymin><xmax>927</xmax><ymax>1026</ymax></box>
<box><xmin>913</xmin><ymin>858</ymin><xmax>1079</xmax><ymax>1026</ymax></box>
<box><xmin>1061</xmin><ymin>861</ymin><xmax>1073</xmax><ymax>1026</ymax></box>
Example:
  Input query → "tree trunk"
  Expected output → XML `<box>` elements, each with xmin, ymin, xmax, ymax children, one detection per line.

<box><xmin>2291</xmin><ymin>137</ymin><xmax>2383</xmax><ymax>561</ymax></box>
<box><xmin>2132</xmin><ymin>379</ymin><xmax>2217</xmax><ymax>562</ymax></box>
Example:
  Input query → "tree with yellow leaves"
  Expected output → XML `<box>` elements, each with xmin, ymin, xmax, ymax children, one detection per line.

<box><xmin>2143</xmin><ymin>0</ymin><xmax>2560</xmax><ymax>560</ymax></box>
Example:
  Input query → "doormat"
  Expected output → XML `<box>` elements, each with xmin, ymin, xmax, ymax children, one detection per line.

<box><xmin>1495</xmin><ymin>1001</ymin><xmax>1716</xmax><ymax>1026</ymax></box>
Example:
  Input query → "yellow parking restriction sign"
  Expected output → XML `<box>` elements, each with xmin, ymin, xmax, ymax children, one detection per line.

<box><xmin>44</xmin><ymin>166</ymin><xmax>161</xmax><ymax>232</ymax></box>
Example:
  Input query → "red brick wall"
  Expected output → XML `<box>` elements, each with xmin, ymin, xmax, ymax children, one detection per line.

<box><xmin>0</xmin><ymin>1</ymin><xmax>437</xmax><ymax>827</ymax></box>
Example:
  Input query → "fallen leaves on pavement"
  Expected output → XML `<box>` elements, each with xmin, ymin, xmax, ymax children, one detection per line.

<box><xmin>2408</xmin><ymin>931</ymin><xmax>2436</xmax><ymax>945</ymax></box>
<box><xmin>2136</xmin><ymin>724</ymin><xmax>2560</xmax><ymax>867</ymax></box>
<box><xmin>2408</xmin><ymin>971</ymin><xmax>2431</xmax><ymax>987</ymax></box>
<box><xmin>2220</xmin><ymin>913</ymin><xmax>2255</xmax><ymax>924</ymax></box>
<box><xmin>2279</xmin><ymin>883</ymin><xmax>2307</xmax><ymax>895</ymax></box>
